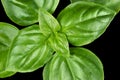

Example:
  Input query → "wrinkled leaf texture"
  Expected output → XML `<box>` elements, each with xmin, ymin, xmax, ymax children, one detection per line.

<box><xmin>0</xmin><ymin>0</ymin><xmax>119</xmax><ymax>79</ymax></box>
<box><xmin>1</xmin><ymin>0</ymin><xmax>59</xmax><ymax>26</ymax></box>
<box><xmin>70</xmin><ymin>0</ymin><xmax>120</xmax><ymax>12</ymax></box>
<box><xmin>38</xmin><ymin>8</ymin><xmax>70</xmax><ymax>56</ymax></box>
<box><xmin>57</xmin><ymin>1</ymin><xmax>116</xmax><ymax>46</ymax></box>
<box><xmin>0</xmin><ymin>22</ymin><xmax>54</xmax><ymax>78</ymax></box>
<box><xmin>0</xmin><ymin>22</ymin><xmax>18</xmax><ymax>78</ymax></box>
<box><xmin>43</xmin><ymin>47</ymin><xmax>104</xmax><ymax>80</ymax></box>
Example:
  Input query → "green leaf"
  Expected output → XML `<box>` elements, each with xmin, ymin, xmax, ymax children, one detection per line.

<box><xmin>38</xmin><ymin>8</ymin><xmax>61</xmax><ymax>37</ymax></box>
<box><xmin>0</xmin><ymin>22</ymin><xmax>18</xmax><ymax>78</ymax></box>
<box><xmin>70</xmin><ymin>0</ymin><xmax>120</xmax><ymax>12</ymax></box>
<box><xmin>48</xmin><ymin>33</ymin><xmax>70</xmax><ymax>57</ymax></box>
<box><xmin>1</xmin><ymin>0</ymin><xmax>60</xmax><ymax>26</ymax></box>
<box><xmin>43</xmin><ymin>47</ymin><xmax>104</xmax><ymax>80</ymax></box>
<box><xmin>6</xmin><ymin>25</ymin><xmax>54</xmax><ymax>72</ymax></box>
<box><xmin>57</xmin><ymin>1</ymin><xmax>116</xmax><ymax>46</ymax></box>
<box><xmin>0</xmin><ymin>71</ymin><xmax>16</xmax><ymax>78</ymax></box>
<box><xmin>38</xmin><ymin>8</ymin><xmax>69</xmax><ymax>56</ymax></box>
<box><xmin>38</xmin><ymin>8</ymin><xmax>70</xmax><ymax>56</ymax></box>
<box><xmin>0</xmin><ymin>22</ymin><xmax>54</xmax><ymax>74</ymax></box>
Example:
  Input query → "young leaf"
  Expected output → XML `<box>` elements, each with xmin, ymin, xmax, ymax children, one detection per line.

<box><xmin>70</xmin><ymin>0</ymin><xmax>120</xmax><ymax>12</ymax></box>
<box><xmin>0</xmin><ymin>22</ymin><xmax>18</xmax><ymax>78</ymax></box>
<box><xmin>48</xmin><ymin>33</ymin><xmax>70</xmax><ymax>57</ymax></box>
<box><xmin>43</xmin><ymin>47</ymin><xmax>104</xmax><ymax>80</ymax></box>
<box><xmin>57</xmin><ymin>1</ymin><xmax>116</xmax><ymax>46</ymax></box>
<box><xmin>38</xmin><ymin>8</ymin><xmax>70</xmax><ymax>56</ymax></box>
<box><xmin>1</xmin><ymin>0</ymin><xmax>60</xmax><ymax>26</ymax></box>
<box><xmin>38</xmin><ymin>8</ymin><xmax>61</xmax><ymax>37</ymax></box>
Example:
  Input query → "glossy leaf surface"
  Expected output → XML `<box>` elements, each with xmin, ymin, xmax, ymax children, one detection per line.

<box><xmin>38</xmin><ymin>8</ymin><xmax>61</xmax><ymax>37</ymax></box>
<box><xmin>38</xmin><ymin>8</ymin><xmax>69</xmax><ymax>56</ymax></box>
<box><xmin>0</xmin><ymin>22</ymin><xmax>18</xmax><ymax>78</ymax></box>
<box><xmin>48</xmin><ymin>33</ymin><xmax>70</xmax><ymax>56</ymax></box>
<box><xmin>0</xmin><ymin>23</ymin><xmax>54</xmax><ymax>74</ymax></box>
<box><xmin>1</xmin><ymin>0</ymin><xmax>59</xmax><ymax>26</ymax></box>
<box><xmin>7</xmin><ymin>25</ymin><xmax>54</xmax><ymax>72</ymax></box>
<box><xmin>70</xmin><ymin>0</ymin><xmax>120</xmax><ymax>12</ymax></box>
<box><xmin>57</xmin><ymin>1</ymin><xmax>116</xmax><ymax>46</ymax></box>
<box><xmin>43</xmin><ymin>47</ymin><xmax>104</xmax><ymax>80</ymax></box>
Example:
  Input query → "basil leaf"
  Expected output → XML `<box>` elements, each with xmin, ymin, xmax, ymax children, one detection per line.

<box><xmin>0</xmin><ymin>22</ymin><xmax>54</xmax><ymax>73</ymax></box>
<box><xmin>43</xmin><ymin>47</ymin><xmax>104</xmax><ymax>80</ymax></box>
<box><xmin>70</xmin><ymin>0</ymin><xmax>120</xmax><ymax>12</ymax></box>
<box><xmin>38</xmin><ymin>8</ymin><xmax>69</xmax><ymax>56</ymax></box>
<box><xmin>0</xmin><ymin>71</ymin><xmax>16</xmax><ymax>78</ymax></box>
<box><xmin>6</xmin><ymin>25</ymin><xmax>54</xmax><ymax>72</ymax></box>
<box><xmin>57</xmin><ymin>1</ymin><xmax>116</xmax><ymax>46</ymax></box>
<box><xmin>38</xmin><ymin>8</ymin><xmax>61</xmax><ymax>37</ymax></box>
<box><xmin>1</xmin><ymin>0</ymin><xmax>59</xmax><ymax>26</ymax></box>
<box><xmin>0</xmin><ymin>22</ymin><xmax>18</xmax><ymax>78</ymax></box>
<box><xmin>48</xmin><ymin>33</ymin><xmax>70</xmax><ymax>57</ymax></box>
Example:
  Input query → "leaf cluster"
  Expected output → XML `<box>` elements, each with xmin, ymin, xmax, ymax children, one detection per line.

<box><xmin>0</xmin><ymin>0</ymin><xmax>120</xmax><ymax>80</ymax></box>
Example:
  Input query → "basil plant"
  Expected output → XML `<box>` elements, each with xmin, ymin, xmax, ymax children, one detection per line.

<box><xmin>0</xmin><ymin>0</ymin><xmax>120</xmax><ymax>80</ymax></box>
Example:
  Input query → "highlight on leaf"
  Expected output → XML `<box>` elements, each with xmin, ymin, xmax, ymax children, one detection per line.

<box><xmin>0</xmin><ymin>0</ymin><xmax>120</xmax><ymax>79</ymax></box>
<box><xmin>1</xmin><ymin>0</ymin><xmax>60</xmax><ymax>26</ymax></box>
<box><xmin>57</xmin><ymin>1</ymin><xmax>116</xmax><ymax>46</ymax></box>
<box><xmin>70</xmin><ymin>0</ymin><xmax>120</xmax><ymax>12</ymax></box>
<box><xmin>43</xmin><ymin>47</ymin><xmax>104</xmax><ymax>80</ymax></box>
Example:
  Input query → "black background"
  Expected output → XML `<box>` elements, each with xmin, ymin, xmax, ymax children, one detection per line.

<box><xmin>0</xmin><ymin>0</ymin><xmax>119</xmax><ymax>80</ymax></box>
